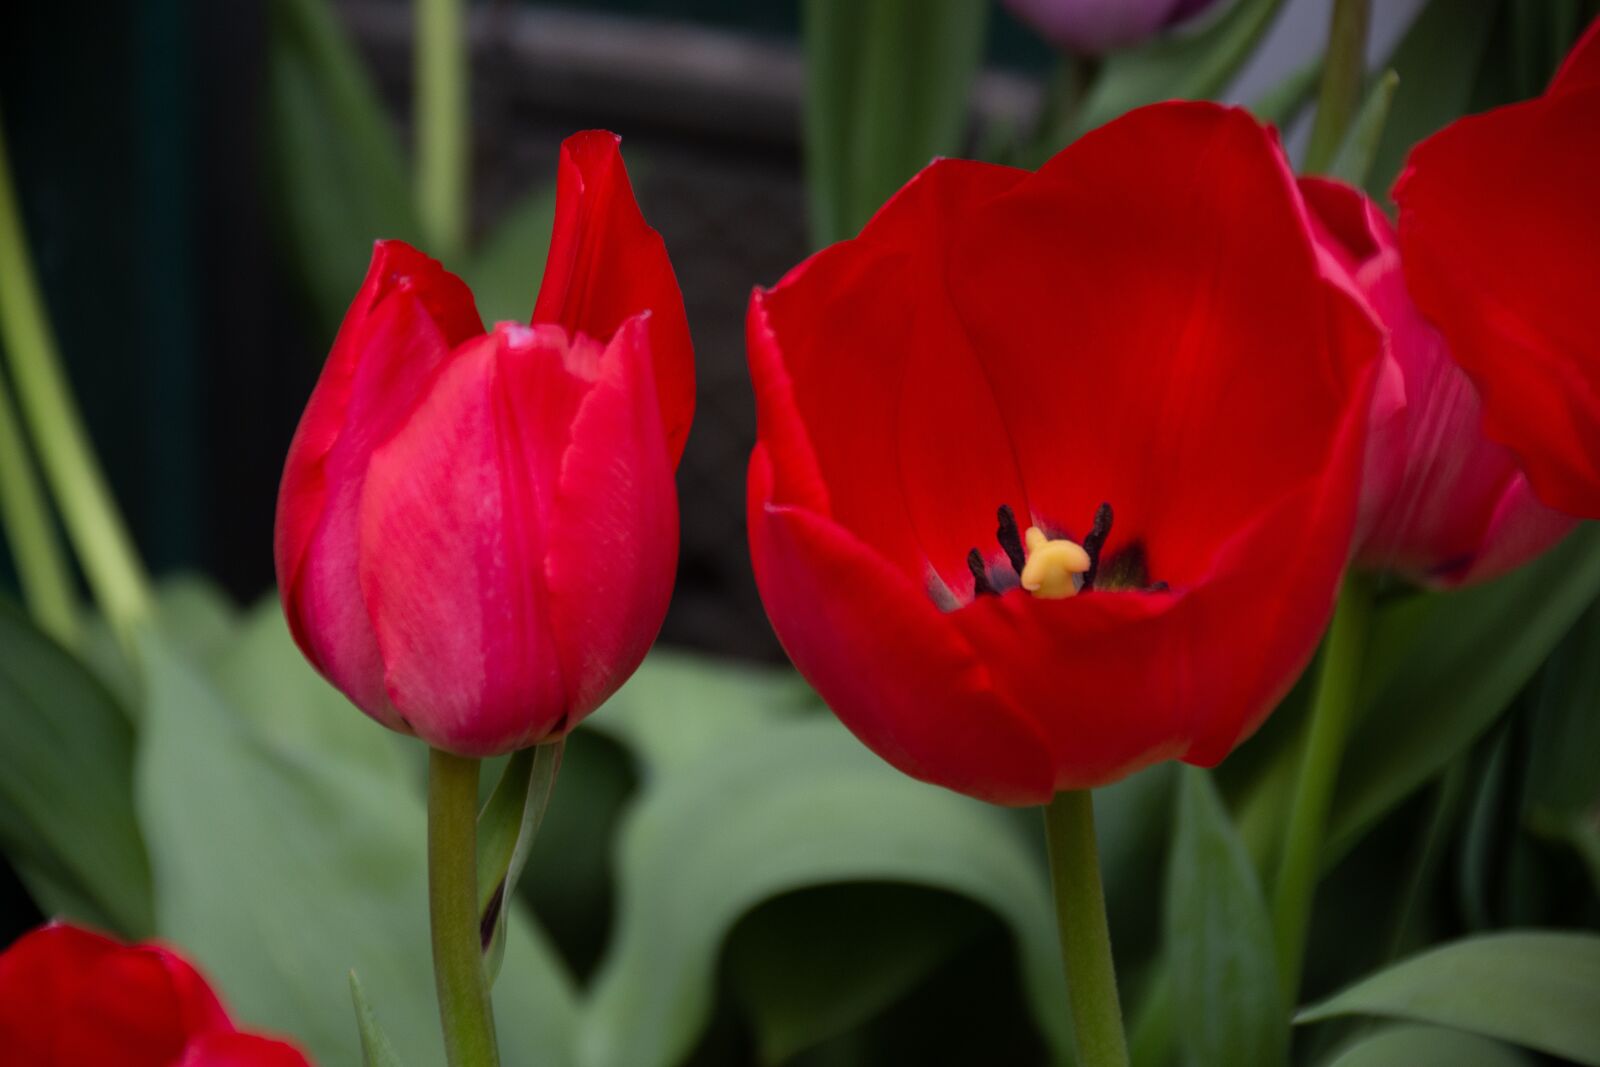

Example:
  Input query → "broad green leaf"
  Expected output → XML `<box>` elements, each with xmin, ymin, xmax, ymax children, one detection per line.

<box><xmin>0</xmin><ymin>595</ymin><xmax>152</xmax><ymax>935</ymax></box>
<box><xmin>350</xmin><ymin>970</ymin><xmax>406</xmax><ymax>1067</ymax></box>
<box><xmin>1328</xmin><ymin>70</ymin><xmax>1399</xmax><ymax>187</ymax></box>
<box><xmin>1330</xmin><ymin>524</ymin><xmax>1600</xmax><ymax>860</ymax></box>
<box><xmin>1166</xmin><ymin>768</ymin><xmax>1287</xmax><ymax>1067</ymax></box>
<box><xmin>726</xmin><ymin>883</ymin><xmax>986</xmax><ymax>1064</ymax></box>
<box><xmin>462</xmin><ymin>184</ymin><xmax>557</xmax><ymax>326</ymax></box>
<box><xmin>802</xmin><ymin>0</ymin><xmax>987</xmax><ymax>246</ymax></box>
<box><xmin>135</xmin><ymin>631</ymin><xmax>576</xmax><ymax>1065</ymax></box>
<box><xmin>151</xmin><ymin>573</ymin><xmax>240</xmax><ymax>662</ymax></box>
<box><xmin>1523</xmin><ymin>599</ymin><xmax>1600</xmax><ymax>886</ymax></box>
<box><xmin>1074</xmin><ymin>0</ymin><xmax>1286</xmax><ymax>136</ymax></box>
<box><xmin>1297</xmin><ymin>931</ymin><xmax>1600</xmax><ymax>1065</ymax></box>
<box><xmin>268</xmin><ymin>0</ymin><xmax>417</xmax><ymax>331</ymax></box>
<box><xmin>1322</xmin><ymin>1024</ymin><xmax>1531</xmax><ymax>1067</ymax></box>
<box><xmin>575</xmin><ymin>717</ymin><xmax>1070</xmax><ymax>1067</ymax></box>
<box><xmin>1365</xmin><ymin>0</ymin><xmax>1498</xmax><ymax>200</ymax></box>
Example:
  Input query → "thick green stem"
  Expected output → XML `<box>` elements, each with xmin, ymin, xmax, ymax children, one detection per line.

<box><xmin>1044</xmin><ymin>790</ymin><xmax>1130</xmax><ymax>1067</ymax></box>
<box><xmin>428</xmin><ymin>749</ymin><xmax>500</xmax><ymax>1067</ymax></box>
<box><xmin>1270</xmin><ymin>576</ymin><xmax>1375</xmax><ymax>998</ymax></box>
<box><xmin>416</xmin><ymin>0</ymin><xmax>468</xmax><ymax>259</ymax></box>
<box><xmin>0</xmin><ymin>368</ymin><xmax>77</xmax><ymax>645</ymax></box>
<box><xmin>0</xmin><ymin>109</ymin><xmax>150</xmax><ymax>640</ymax></box>
<box><xmin>1304</xmin><ymin>0</ymin><xmax>1371</xmax><ymax>173</ymax></box>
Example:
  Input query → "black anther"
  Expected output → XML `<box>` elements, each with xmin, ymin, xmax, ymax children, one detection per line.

<box><xmin>996</xmin><ymin>505</ymin><xmax>1026</xmax><ymax>577</ymax></box>
<box><xmin>967</xmin><ymin>549</ymin><xmax>996</xmax><ymax>597</ymax></box>
<box><xmin>1080</xmin><ymin>502</ymin><xmax>1113</xmax><ymax>590</ymax></box>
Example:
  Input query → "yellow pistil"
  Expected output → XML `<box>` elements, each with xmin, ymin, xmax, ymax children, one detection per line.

<box><xmin>1020</xmin><ymin>527</ymin><xmax>1091</xmax><ymax>599</ymax></box>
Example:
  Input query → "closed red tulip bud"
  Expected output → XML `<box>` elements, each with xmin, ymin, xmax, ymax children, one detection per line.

<box><xmin>0</xmin><ymin>922</ymin><xmax>312</xmax><ymax>1066</ymax></box>
<box><xmin>275</xmin><ymin>132</ymin><xmax>692</xmax><ymax>756</ymax></box>
<box><xmin>1302</xmin><ymin>177</ymin><xmax>1576</xmax><ymax>587</ymax></box>
<box><xmin>1394</xmin><ymin>17</ymin><xmax>1600</xmax><ymax>518</ymax></box>
<box><xmin>746</xmin><ymin>103</ymin><xmax>1384</xmax><ymax>804</ymax></box>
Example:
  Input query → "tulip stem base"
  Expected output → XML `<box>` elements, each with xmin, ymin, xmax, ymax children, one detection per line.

<box><xmin>1044</xmin><ymin>789</ymin><xmax>1130</xmax><ymax>1067</ymax></box>
<box><xmin>428</xmin><ymin>749</ymin><xmax>500</xmax><ymax>1067</ymax></box>
<box><xmin>1270</xmin><ymin>574</ymin><xmax>1375</xmax><ymax>998</ymax></box>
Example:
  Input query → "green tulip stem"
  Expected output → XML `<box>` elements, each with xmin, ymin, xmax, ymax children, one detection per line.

<box><xmin>1304</xmin><ymin>0</ymin><xmax>1371</xmax><ymax>174</ymax></box>
<box><xmin>416</xmin><ymin>0</ymin><xmax>468</xmax><ymax>259</ymax></box>
<box><xmin>1271</xmin><ymin>574</ymin><xmax>1375</xmax><ymax>998</ymax></box>
<box><xmin>1044</xmin><ymin>789</ymin><xmax>1131</xmax><ymax>1067</ymax></box>
<box><xmin>0</xmin><ymin>108</ymin><xmax>150</xmax><ymax>642</ymax></box>
<box><xmin>0</xmin><ymin>366</ymin><xmax>77</xmax><ymax>645</ymax></box>
<box><xmin>428</xmin><ymin>748</ymin><xmax>500</xmax><ymax>1067</ymax></box>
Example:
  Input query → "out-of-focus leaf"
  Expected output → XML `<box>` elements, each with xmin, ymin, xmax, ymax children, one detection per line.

<box><xmin>151</xmin><ymin>573</ymin><xmax>239</xmax><ymax>662</ymax></box>
<box><xmin>1365</xmin><ymin>0</ymin><xmax>1498</xmax><ymax>200</ymax></box>
<box><xmin>1166</xmin><ymin>768</ymin><xmax>1287</xmax><ymax>1067</ymax></box>
<box><xmin>574</xmin><ymin>717</ymin><xmax>1070</xmax><ymax>1067</ymax></box>
<box><xmin>1074</xmin><ymin>0</ymin><xmax>1286</xmax><ymax>136</ymax></box>
<box><xmin>462</xmin><ymin>185</ymin><xmax>556</xmax><ymax>326</ymax></box>
<box><xmin>1330</xmin><ymin>525</ymin><xmax>1600</xmax><ymax>860</ymax></box>
<box><xmin>135</xmin><ymin>631</ymin><xmax>576</xmax><ymax>1065</ymax></box>
<box><xmin>268</xmin><ymin>0</ymin><xmax>417</xmax><ymax>331</ymax></box>
<box><xmin>1460</xmin><ymin>726</ymin><xmax>1515</xmax><ymax>930</ymax></box>
<box><xmin>1523</xmin><ymin>599</ymin><xmax>1600</xmax><ymax>887</ymax></box>
<box><xmin>1321</xmin><ymin>1024</ymin><xmax>1532</xmax><ymax>1067</ymax></box>
<box><xmin>1250</xmin><ymin>59</ymin><xmax>1321</xmax><ymax>128</ymax></box>
<box><xmin>1297</xmin><ymin>931</ymin><xmax>1600</xmax><ymax>1065</ymax></box>
<box><xmin>350</xmin><ymin>970</ymin><xmax>406</xmax><ymax>1067</ymax></box>
<box><xmin>0</xmin><ymin>595</ymin><xmax>152</xmax><ymax>935</ymax></box>
<box><xmin>726</xmin><ymin>883</ymin><xmax>986</xmax><ymax>1064</ymax></box>
<box><xmin>1328</xmin><ymin>70</ymin><xmax>1399</xmax><ymax>187</ymax></box>
<box><xmin>802</xmin><ymin>0</ymin><xmax>987</xmax><ymax>247</ymax></box>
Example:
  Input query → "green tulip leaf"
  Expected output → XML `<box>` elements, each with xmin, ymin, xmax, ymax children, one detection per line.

<box><xmin>802</xmin><ymin>0</ymin><xmax>988</xmax><ymax>247</ymax></box>
<box><xmin>349</xmin><ymin>970</ymin><xmax>406</xmax><ymax>1067</ymax></box>
<box><xmin>477</xmin><ymin>739</ymin><xmax>563</xmax><ymax>983</ymax></box>
<box><xmin>135</xmin><ymin>627</ymin><xmax>577</xmax><ymax>1065</ymax></box>
<box><xmin>1250</xmin><ymin>59</ymin><xmax>1322</xmax><ymax>128</ymax></box>
<box><xmin>1330</xmin><ymin>524</ymin><xmax>1600</xmax><ymax>861</ymax></box>
<box><xmin>1296</xmin><ymin>931</ymin><xmax>1600</xmax><ymax>1065</ymax></box>
<box><xmin>1074</xmin><ymin>0</ymin><xmax>1285</xmax><ymax>137</ymax></box>
<box><xmin>1522</xmin><ymin>599</ymin><xmax>1600</xmax><ymax>888</ymax></box>
<box><xmin>575</xmin><ymin>716</ymin><xmax>1071</xmax><ymax>1067</ymax></box>
<box><xmin>462</xmin><ymin>184</ymin><xmax>557</xmax><ymax>326</ymax></box>
<box><xmin>1166</xmin><ymin>768</ymin><xmax>1288</xmax><ymax>1067</ymax></box>
<box><xmin>1321</xmin><ymin>1024</ymin><xmax>1532</xmax><ymax>1067</ymax></box>
<box><xmin>0</xmin><ymin>595</ymin><xmax>153</xmax><ymax>936</ymax></box>
<box><xmin>1328</xmin><ymin>70</ymin><xmax>1400</xmax><ymax>187</ymax></box>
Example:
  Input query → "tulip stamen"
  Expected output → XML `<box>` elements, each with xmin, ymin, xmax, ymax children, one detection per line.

<box><xmin>996</xmin><ymin>505</ymin><xmax>1028</xmax><ymax>575</ymax></box>
<box><xmin>961</xmin><ymin>500</ymin><xmax>1167</xmax><ymax>604</ymax></box>
<box><xmin>967</xmin><ymin>549</ymin><xmax>997</xmax><ymax>597</ymax></box>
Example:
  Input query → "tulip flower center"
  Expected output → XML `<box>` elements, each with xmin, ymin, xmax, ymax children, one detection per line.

<box><xmin>961</xmin><ymin>503</ymin><xmax>1167</xmax><ymax>606</ymax></box>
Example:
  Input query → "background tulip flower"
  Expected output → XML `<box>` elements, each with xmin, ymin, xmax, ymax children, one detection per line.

<box><xmin>0</xmin><ymin>922</ymin><xmax>311</xmax><ymax>1066</ymax></box>
<box><xmin>1003</xmin><ymin>0</ymin><xmax>1220</xmax><ymax>54</ymax></box>
<box><xmin>746</xmin><ymin>102</ymin><xmax>1383</xmax><ymax>805</ymax></box>
<box><xmin>275</xmin><ymin>131</ymin><xmax>691</xmax><ymax>757</ymax></box>
<box><xmin>1301</xmin><ymin>178</ymin><xmax>1577</xmax><ymax>587</ymax></box>
<box><xmin>1394</xmin><ymin>17</ymin><xmax>1600</xmax><ymax>519</ymax></box>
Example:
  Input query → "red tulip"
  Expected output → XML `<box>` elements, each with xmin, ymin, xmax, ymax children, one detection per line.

<box><xmin>746</xmin><ymin>103</ymin><xmax>1384</xmax><ymax>804</ymax></box>
<box><xmin>1394</xmin><ymin>17</ymin><xmax>1600</xmax><ymax>518</ymax></box>
<box><xmin>0</xmin><ymin>922</ymin><xmax>311</xmax><ymax>1066</ymax></box>
<box><xmin>275</xmin><ymin>131</ymin><xmax>691</xmax><ymax>756</ymax></box>
<box><xmin>1302</xmin><ymin>178</ymin><xmax>1576</xmax><ymax>587</ymax></box>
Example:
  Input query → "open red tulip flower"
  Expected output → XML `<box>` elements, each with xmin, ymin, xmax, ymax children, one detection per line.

<box><xmin>1394</xmin><ymin>16</ymin><xmax>1600</xmax><ymax>519</ymax></box>
<box><xmin>0</xmin><ymin>922</ymin><xmax>311</xmax><ymax>1066</ymax></box>
<box><xmin>746</xmin><ymin>102</ymin><xmax>1385</xmax><ymax>805</ymax></box>
<box><xmin>275</xmin><ymin>131</ymin><xmax>692</xmax><ymax>756</ymax></box>
<box><xmin>1302</xmin><ymin>178</ymin><xmax>1576</xmax><ymax>587</ymax></box>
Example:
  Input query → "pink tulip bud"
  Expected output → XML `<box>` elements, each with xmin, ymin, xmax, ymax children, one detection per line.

<box><xmin>1003</xmin><ymin>0</ymin><xmax>1221</xmax><ymax>54</ymax></box>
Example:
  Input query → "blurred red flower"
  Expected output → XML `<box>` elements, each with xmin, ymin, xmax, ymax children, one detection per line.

<box><xmin>1395</xmin><ymin>17</ymin><xmax>1600</xmax><ymax>518</ymax></box>
<box><xmin>1304</xmin><ymin>177</ymin><xmax>1575</xmax><ymax>587</ymax></box>
<box><xmin>0</xmin><ymin>922</ymin><xmax>311</xmax><ymax>1066</ymax></box>
<box><xmin>275</xmin><ymin>132</ymin><xmax>692</xmax><ymax>756</ymax></box>
<box><xmin>746</xmin><ymin>103</ymin><xmax>1383</xmax><ymax>804</ymax></box>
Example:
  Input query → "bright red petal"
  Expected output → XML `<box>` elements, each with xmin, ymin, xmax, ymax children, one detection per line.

<box><xmin>1550</xmin><ymin>16</ymin><xmax>1600</xmax><ymax>95</ymax></box>
<box><xmin>176</xmin><ymin>1032</ymin><xmax>314</xmax><ymax>1067</ymax></box>
<box><xmin>1395</xmin><ymin>85</ymin><xmax>1600</xmax><ymax>518</ymax></box>
<box><xmin>0</xmin><ymin>923</ymin><xmax>120</xmax><ymax>1065</ymax></box>
<box><xmin>533</xmin><ymin>131</ymin><xmax>695</xmax><ymax>465</ymax></box>
<box><xmin>53</xmin><ymin>942</ymin><xmax>234</xmax><ymax>1067</ymax></box>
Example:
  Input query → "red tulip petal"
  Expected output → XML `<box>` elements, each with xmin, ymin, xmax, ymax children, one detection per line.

<box><xmin>533</xmin><ymin>131</ymin><xmax>695</xmax><ymax>465</ymax></box>
<box><xmin>542</xmin><ymin>314</ymin><xmax>679</xmax><ymax>721</ymax></box>
<box><xmin>276</xmin><ymin>241</ymin><xmax>481</xmax><ymax>726</ymax></box>
<box><xmin>749</xmin><ymin>446</ymin><xmax>1056</xmax><ymax>805</ymax></box>
<box><xmin>54</xmin><ymin>942</ymin><xmax>234</xmax><ymax>1067</ymax></box>
<box><xmin>0</xmin><ymin>923</ymin><xmax>120</xmax><ymax>1065</ymax></box>
<box><xmin>176</xmin><ymin>1032</ymin><xmax>313</xmax><ymax>1067</ymax></box>
<box><xmin>754</xmin><ymin>158</ymin><xmax>1033</xmax><ymax>595</ymax></box>
<box><xmin>1551</xmin><ymin>16</ymin><xmax>1600</xmax><ymax>95</ymax></box>
<box><xmin>946</xmin><ymin>103</ymin><xmax>1364</xmax><ymax>582</ymax></box>
<box><xmin>1395</xmin><ymin>84</ymin><xmax>1600</xmax><ymax>517</ymax></box>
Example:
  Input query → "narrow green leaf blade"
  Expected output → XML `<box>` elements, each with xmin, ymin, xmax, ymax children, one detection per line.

<box><xmin>1323</xmin><ymin>1024</ymin><xmax>1532</xmax><ymax>1067</ymax></box>
<box><xmin>349</xmin><ymin>970</ymin><xmax>406</xmax><ymax>1067</ymax></box>
<box><xmin>1166</xmin><ymin>768</ymin><xmax>1288</xmax><ymax>1067</ymax></box>
<box><xmin>1328</xmin><ymin>70</ymin><xmax>1400</xmax><ymax>187</ymax></box>
<box><xmin>476</xmin><ymin>739</ymin><xmax>563</xmax><ymax>983</ymax></box>
<box><xmin>1297</xmin><ymin>931</ymin><xmax>1600</xmax><ymax>1065</ymax></box>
